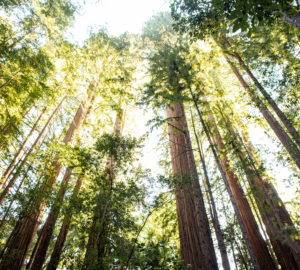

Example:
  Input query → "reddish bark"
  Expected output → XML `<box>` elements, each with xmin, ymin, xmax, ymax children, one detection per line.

<box><xmin>0</xmin><ymin>84</ymin><xmax>95</xmax><ymax>270</ymax></box>
<box><xmin>206</xmin><ymin>112</ymin><xmax>277</xmax><ymax>270</ymax></box>
<box><xmin>166</xmin><ymin>103</ymin><xmax>218</xmax><ymax>270</ymax></box>
<box><xmin>26</xmin><ymin>168</ymin><xmax>72</xmax><ymax>270</ymax></box>
<box><xmin>190</xmin><ymin>109</ymin><xmax>231</xmax><ymax>270</ymax></box>
<box><xmin>46</xmin><ymin>175</ymin><xmax>83</xmax><ymax>270</ymax></box>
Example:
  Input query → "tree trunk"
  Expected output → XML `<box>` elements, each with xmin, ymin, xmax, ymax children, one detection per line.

<box><xmin>190</xmin><ymin>108</ymin><xmax>231</xmax><ymax>270</ymax></box>
<box><xmin>225</xmin><ymin>56</ymin><xmax>300</xmax><ymax>170</ymax></box>
<box><xmin>237</xmin><ymin>131</ymin><xmax>300</xmax><ymax>269</ymax></box>
<box><xmin>46</xmin><ymin>175</ymin><xmax>83</xmax><ymax>270</ymax></box>
<box><xmin>0</xmin><ymin>84</ymin><xmax>95</xmax><ymax>270</ymax></box>
<box><xmin>0</xmin><ymin>106</ymin><xmax>47</xmax><ymax>188</ymax></box>
<box><xmin>27</xmin><ymin>94</ymin><xmax>97</xmax><ymax>270</ymax></box>
<box><xmin>189</xmin><ymin>88</ymin><xmax>262</xmax><ymax>270</ymax></box>
<box><xmin>166</xmin><ymin>103</ymin><xmax>218</xmax><ymax>270</ymax></box>
<box><xmin>26</xmin><ymin>168</ymin><xmax>72</xmax><ymax>270</ymax></box>
<box><xmin>222</xmin><ymin>37</ymin><xmax>300</xmax><ymax>148</ymax></box>
<box><xmin>0</xmin><ymin>98</ymin><xmax>65</xmax><ymax>207</ymax></box>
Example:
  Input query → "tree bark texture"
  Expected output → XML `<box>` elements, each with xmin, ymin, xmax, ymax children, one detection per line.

<box><xmin>0</xmin><ymin>85</ymin><xmax>94</xmax><ymax>270</ymax></box>
<box><xmin>26</xmin><ymin>168</ymin><xmax>72</xmax><ymax>270</ymax></box>
<box><xmin>46</xmin><ymin>175</ymin><xmax>83</xmax><ymax>270</ymax></box>
<box><xmin>238</xmin><ymin>132</ymin><xmax>300</xmax><ymax>269</ymax></box>
<box><xmin>166</xmin><ymin>103</ymin><xmax>218</xmax><ymax>270</ymax></box>
<box><xmin>206</xmin><ymin>111</ymin><xmax>277</xmax><ymax>270</ymax></box>
<box><xmin>190</xmin><ymin>109</ymin><xmax>231</xmax><ymax>270</ymax></box>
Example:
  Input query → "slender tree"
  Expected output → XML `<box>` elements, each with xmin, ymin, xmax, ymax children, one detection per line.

<box><xmin>0</xmin><ymin>106</ymin><xmax>47</xmax><ymax>188</ymax></box>
<box><xmin>0</xmin><ymin>82</ymin><xmax>95</xmax><ymax>270</ymax></box>
<box><xmin>46</xmin><ymin>175</ymin><xmax>83</xmax><ymax>270</ymax></box>
<box><xmin>224</xmin><ymin>56</ymin><xmax>300</xmax><ymax>170</ymax></box>
<box><xmin>190</xmin><ymin>108</ymin><xmax>231</xmax><ymax>270</ymax></box>
<box><xmin>26</xmin><ymin>94</ymin><xmax>97</xmax><ymax>270</ymax></box>
<box><xmin>0</xmin><ymin>98</ymin><xmax>65</xmax><ymax>206</ymax></box>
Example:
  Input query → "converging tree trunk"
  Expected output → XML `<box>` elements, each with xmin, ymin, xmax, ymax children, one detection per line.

<box><xmin>190</xmin><ymin>109</ymin><xmax>231</xmax><ymax>270</ymax></box>
<box><xmin>0</xmin><ymin>106</ymin><xmax>47</xmax><ymax>188</ymax></box>
<box><xmin>166</xmin><ymin>102</ymin><xmax>218</xmax><ymax>270</ymax></box>
<box><xmin>224</xmin><ymin>56</ymin><xmax>300</xmax><ymax>170</ymax></box>
<box><xmin>26</xmin><ymin>89</ymin><xmax>97</xmax><ymax>270</ymax></box>
<box><xmin>0</xmin><ymin>98</ymin><xmax>65</xmax><ymax>207</ymax></box>
<box><xmin>205</xmin><ymin>109</ymin><xmax>277</xmax><ymax>269</ymax></box>
<box><xmin>0</xmin><ymin>82</ymin><xmax>95</xmax><ymax>270</ymax></box>
<box><xmin>46</xmin><ymin>175</ymin><xmax>83</xmax><ymax>270</ymax></box>
<box><xmin>222</xmin><ymin>37</ymin><xmax>300</xmax><ymax>148</ymax></box>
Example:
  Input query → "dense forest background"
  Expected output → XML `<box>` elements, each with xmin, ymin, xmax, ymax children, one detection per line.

<box><xmin>0</xmin><ymin>0</ymin><xmax>299</xmax><ymax>269</ymax></box>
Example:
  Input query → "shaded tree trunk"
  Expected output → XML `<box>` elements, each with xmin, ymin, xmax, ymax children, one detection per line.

<box><xmin>0</xmin><ymin>83</ymin><xmax>95</xmax><ymax>270</ymax></box>
<box><xmin>190</xmin><ymin>108</ymin><xmax>231</xmax><ymax>270</ymax></box>
<box><xmin>26</xmin><ymin>167</ymin><xmax>72</xmax><ymax>270</ymax></box>
<box><xmin>46</xmin><ymin>175</ymin><xmax>83</xmax><ymax>270</ymax></box>
<box><xmin>166</xmin><ymin>103</ymin><xmax>218</xmax><ymax>270</ymax></box>
<box><xmin>0</xmin><ymin>106</ymin><xmax>47</xmax><ymax>188</ymax></box>
<box><xmin>224</xmin><ymin>56</ymin><xmax>300</xmax><ymax>170</ymax></box>
<box><xmin>0</xmin><ymin>97</ymin><xmax>65</xmax><ymax>207</ymax></box>
<box><xmin>189</xmin><ymin>88</ymin><xmax>262</xmax><ymax>270</ymax></box>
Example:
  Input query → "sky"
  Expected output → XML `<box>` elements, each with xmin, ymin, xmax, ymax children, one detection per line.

<box><xmin>70</xmin><ymin>0</ymin><xmax>169</xmax><ymax>44</ymax></box>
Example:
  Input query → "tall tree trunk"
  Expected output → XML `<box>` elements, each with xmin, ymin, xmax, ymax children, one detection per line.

<box><xmin>190</xmin><ymin>108</ymin><xmax>231</xmax><ymax>270</ymax></box>
<box><xmin>189</xmin><ymin>88</ymin><xmax>262</xmax><ymax>270</ymax></box>
<box><xmin>236</xmin><ymin>131</ymin><xmax>300</xmax><ymax>269</ymax></box>
<box><xmin>225</xmin><ymin>56</ymin><xmax>300</xmax><ymax>170</ymax></box>
<box><xmin>0</xmin><ymin>83</ymin><xmax>95</xmax><ymax>270</ymax></box>
<box><xmin>27</xmin><ymin>93</ymin><xmax>97</xmax><ymax>270</ymax></box>
<box><xmin>26</xmin><ymin>168</ymin><xmax>72</xmax><ymax>270</ymax></box>
<box><xmin>83</xmin><ymin>110</ymin><xmax>126</xmax><ymax>270</ymax></box>
<box><xmin>166</xmin><ymin>103</ymin><xmax>218</xmax><ymax>270</ymax></box>
<box><xmin>222</xmin><ymin>37</ymin><xmax>300</xmax><ymax>148</ymax></box>
<box><xmin>0</xmin><ymin>106</ymin><xmax>47</xmax><ymax>188</ymax></box>
<box><xmin>46</xmin><ymin>175</ymin><xmax>83</xmax><ymax>270</ymax></box>
<box><xmin>0</xmin><ymin>97</ymin><xmax>65</xmax><ymax>207</ymax></box>
<box><xmin>204</xmin><ymin>108</ymin><xmax>276</xmax><ymax>270</ymax></box>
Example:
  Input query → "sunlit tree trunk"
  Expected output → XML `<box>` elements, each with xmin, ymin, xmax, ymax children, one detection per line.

<box><xmin>0</xmin><ymin>83</ymin><xmax>95</xmax><ymax>270</ymax></box>
<box><xmin>0</xmin><ymin>106</ymin><xmax>47</xmax><ymax>188</ymax></box>
<box><xmin>224</xmin><ymin>56</ymin><xmax>300</xmax><ymax>170</ymax></box>
<box><xmin>0</xmin><ymin>98</ymin><xmax>65</xmax><ymax>206</ymax></box>
<box><xmin>27</xmin><ymin>93</ymin><xmax>96</xmax><ymax>270</ymax></box>
<box><xmin>205</xmin><ymin>109</ymin><xmax>277</xmax><ymax>269</ymax></box>
<box><xmin>166</xmin><ymin>102</ymin><xmax>218</xmax><ymax>270</ymax></box>
<box><xmin>222</xmin><ymin>37</ymin><xmax>300</xmax><ymax>148</ymax></box>
<box><xmin>190</xmin><ymin>109</ymin><xmax>231</xmax><ymax>270</ymax></box>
